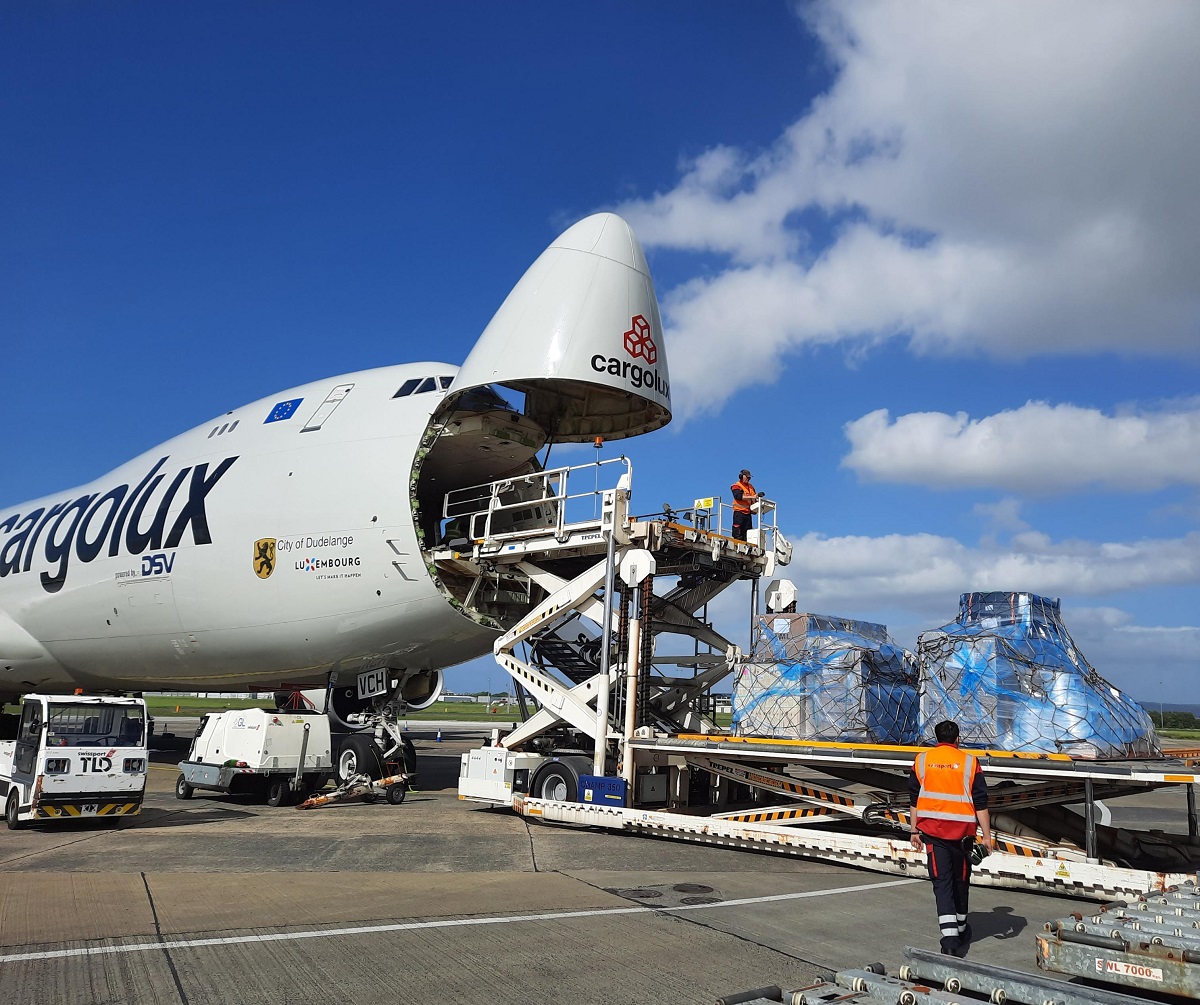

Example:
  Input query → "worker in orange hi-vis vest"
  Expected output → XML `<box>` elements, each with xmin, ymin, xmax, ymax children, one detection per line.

<box><xmin>730</xmin><ymin>469</ymin><xmax>759</xmax><ymax>541</ymax></box>
<box><xmin>908</xmin><ymin>719</ymin><xmax>994</xmax><ymax>957</ymax></box>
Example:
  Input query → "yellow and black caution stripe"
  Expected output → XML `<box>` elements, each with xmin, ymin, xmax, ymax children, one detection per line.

<box><xmin>719</xmin><ymin>806</ymin><xmax>837</xmax><ymax>824</ymax></box>
<box><xmin>35</xmin><ymin>802</ymin><xmax>141</xmax><ymax>819</ymax></box>
<box><xmin>698</xmin><ymin>756</ymin><xmax>857</xmax><ymax>808</ymax></box>
<box><xmin>996</xmin><ymin>837</ymin><xmax>1042</xmax><ymax>857</ymax></box>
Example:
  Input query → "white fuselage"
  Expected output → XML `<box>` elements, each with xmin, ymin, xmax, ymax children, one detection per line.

<box><xmin>0</xmin><ymin>211</ymin><xmax>673</xmax><ymax>703</ymax></box>
<box><xmin>0</xmin><ymin>362</ymin><xmax>496</xmax><ymax>696</ymax></box>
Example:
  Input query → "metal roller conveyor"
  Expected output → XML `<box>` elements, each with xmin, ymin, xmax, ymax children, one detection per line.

<box><xmin>1040</xmin><ymin>906</ymin><xmax>1200</xmax><ymax>999</ymax></box>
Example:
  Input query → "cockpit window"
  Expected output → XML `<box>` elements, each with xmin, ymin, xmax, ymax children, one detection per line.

<box><xmin>395</xmin><ymin>375</ymin><xmax>452</xmax><ymax>398</ymax></box>
<box><xmin>393</xmin><ymin>378</ymin><xmax>422</xmax><ymax>398</ymax></box>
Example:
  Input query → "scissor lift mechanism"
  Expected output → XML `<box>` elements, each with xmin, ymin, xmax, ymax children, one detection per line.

<box><xmin>452</xmin><ymin>460</ymin><xmax>1200</xmax><ymax>902</ymax></box>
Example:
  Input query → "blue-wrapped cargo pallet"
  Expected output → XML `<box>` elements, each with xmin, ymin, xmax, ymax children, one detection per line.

<box><xmin>734</xmin><ymin>613</ymin><xmax>921</xmax><ymax>744</ymax></box>
<box><xmin>919</xmin><ymin>591</ymin><xmax>1158</xmax><ymax>757</ymax></box>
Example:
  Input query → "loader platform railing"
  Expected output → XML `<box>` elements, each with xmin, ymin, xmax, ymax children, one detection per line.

<box><xmin>634</xmin><ymin>493</ymin><xmax>787</xmax><ymax>560</ymax></box>
<box><xmin>442</xmin><ymin>457</ymin><xmax>632</xmax><ymax>552</ymax></box>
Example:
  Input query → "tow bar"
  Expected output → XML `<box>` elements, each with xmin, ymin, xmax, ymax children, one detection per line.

<box><xmin>296</xmin><ymin>771</ymin><xmax>410</xmax><ymax>810</ymax></box>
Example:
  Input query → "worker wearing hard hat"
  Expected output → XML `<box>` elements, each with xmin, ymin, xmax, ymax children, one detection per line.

<box><xmin>908</xmin><ymin>720</ymin><xmax>994</xmax><ymax>957</ymax></box>
<box><xmin>730</xmin><ymin>469</ymin><xmax>759</xmax><ymax>541</ymax></box>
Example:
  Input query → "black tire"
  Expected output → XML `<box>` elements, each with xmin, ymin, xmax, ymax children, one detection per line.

<box><xmin>266</xmin><ymin>778</ymin><xmax>289</xmax><ymax>807</ymax></box>
<box><xmin>175</xmin><ymin>774</ymin><xmax>194</xmax><ymax>800</ymax></box>
<box><xmin>400</xmin><ymin>735</ymin><xmax>417</xmax><ymax>776</ymax></box>
<box><xmin>361</xmin><ymin>791</ymin><xmax>378</xmax><ymax>804</ymax></box>
<box><xmin>531</xmin><ymin>761</ymin><xmax>580</xmax><ymax>802</ymax></box>
<box><xmin>337</xmin><ymin>734</ymin><xmax>384</xmax><ymax>783</ymax></box>
<box><xmin>5</xmin><ymin>790</ymin><xmax>25</xmax><ymax>830</ymax></box>
<box><xmin>386</xmin><ymin>783</ymin><xmax>406</xmax><ymax>805</ymax></box>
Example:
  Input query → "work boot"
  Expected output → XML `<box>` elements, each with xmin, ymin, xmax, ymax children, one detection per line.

<box><xmin>939</xmin><ymin>938</ymin><xmax>961</xmax><ymax>956</ymax></box>
<box><xmin>959</xmin><ymin>922</ymin><xmax>973</xmax><ymax>949</ymax></box>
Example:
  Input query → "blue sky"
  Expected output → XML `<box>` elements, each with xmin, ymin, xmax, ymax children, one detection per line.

<box><xmin>3</xmin><ymin>2</ymin><xmax>1198</xmax><ymax>705</ymax></box>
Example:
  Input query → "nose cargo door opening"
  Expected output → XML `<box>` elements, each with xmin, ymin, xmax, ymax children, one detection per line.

<box><xmin>450</xmin><ymin>212</ymin><xmax>671</xmax><ymax>443</ymax></box>
<box><xmin>409</xmin><ymin>213</ymin><xmax>673</xmax><ymax>631</ymax></box>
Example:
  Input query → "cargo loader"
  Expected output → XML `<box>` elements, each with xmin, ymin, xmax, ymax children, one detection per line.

<box><xmin>456</xmin><ymin>459</ymin><xmax>1200</xmax><ymax>902</ymax></box>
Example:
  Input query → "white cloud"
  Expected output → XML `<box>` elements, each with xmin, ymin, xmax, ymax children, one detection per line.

<box><xmin>769</xmin><ymin>530</ymin><xmax>1200</xmax><ymax>698</ymax></box>
<box><xmin>842</xmin><ymin>401</ymin><xmax>1200</xmax><ymax>492</ymax></box>
<box><xmin>1063</xmin><ymin>607</ymin><xmax>1200</xmax><ymax>701</ymax></box>
<box><xmin>973</xmin><ymin>497</ymin><xmax>1029</xmax><ymax>534</ymax></box>
<box><xmin>783</xmin><ymin>527</ymin><xmax>1200</xmax><ymax>616</ymax></box>
<box><xmin>617</xmin><ymin>1</ymin><xmax>1200</xmax><ymax>417</ymax></box>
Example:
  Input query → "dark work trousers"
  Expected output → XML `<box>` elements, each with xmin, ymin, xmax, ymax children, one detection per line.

<box><xmin>732</xmin><ymin>511</ymin><xmax>751</xmax><ymax>540</ymax></box>
<box><xmin>924</xmin><ymin>835</ymin><xmax>972</xmax><ymax>953</ymax></box>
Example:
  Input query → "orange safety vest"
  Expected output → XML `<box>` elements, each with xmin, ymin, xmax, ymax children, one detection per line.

<box><xmin>731</xmin><ymin>480</ymin><xmax>757</xmax><ymax>515</ymax></box>
<box><xmin>913</xmin><ymin>743</ymin><xmax>980</xmax><ymax>840</ymax></box>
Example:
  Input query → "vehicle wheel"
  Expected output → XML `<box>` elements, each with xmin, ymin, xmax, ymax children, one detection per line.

<box><xmin>361</xmin><ymin>791</ymin><xmax>378</xmax><ymax>804</ymax></box>
<box><xmin>531</xmin><ymin>761</ymin><xmax>579</xmax><ymax>802</ymax></box>
<box><xmin>386</xmin><ymin>783</ymin><xmax>406</xmax><ymax>805</ymax></box>
<box><xmin>5</xmin><ymin>790</ymin><xmax>25</xmax><ymax>830</ymax></box>
<box><xmin>337</xmin><ymin>734</ymin><xmax>384</xmax><ymax>783</ymax></box>
<box><xmin>266</xmin><ymin>778</ymin><xmax>289</xmax><ymax>807</ymax></box>
<box><xmin>175</xmin><ymin>774</ymin><xmax>194</xmax><ymax>800</ymax></box>
<box><xmin>398</xmin><ymin>738</ymin><xmax>417</xmax><ymax>777</ymax></box>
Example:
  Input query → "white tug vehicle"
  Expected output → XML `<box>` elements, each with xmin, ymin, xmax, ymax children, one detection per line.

<box><xmin>0</xmin><ymin>692</ymin><xmax>148</xmax><ymax>829</ymax></box>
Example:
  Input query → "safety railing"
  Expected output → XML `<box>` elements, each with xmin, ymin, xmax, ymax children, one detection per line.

<box><xmin>441</xmin><ymin>456</ymin><xmax>633</xmax><ymax>549</ymax></box>
<box><xmin>637</xmin><ymin>494</ymin><xmax>785</xmax><ymax>555</ymax></box>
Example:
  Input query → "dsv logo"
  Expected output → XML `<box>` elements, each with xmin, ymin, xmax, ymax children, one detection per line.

<box><xmin>141</xmin><ymin>552</ymin><xmax>176</xmax><ymax>576</ymax></box>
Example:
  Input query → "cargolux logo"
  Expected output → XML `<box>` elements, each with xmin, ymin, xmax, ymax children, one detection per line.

<box><xmin>623</xmin><ymin>315</ymin><xmax>657</xmax><ymax>364</ymax></box>
<box><xmin>589</xmin><ymin>315</ymin><xmax>670</xmax><ymax>400</ymax></box>
<box><xmin>0</xmin><ymin>455</ymin><xmax>237</xmax><ymax>594</ymax></box>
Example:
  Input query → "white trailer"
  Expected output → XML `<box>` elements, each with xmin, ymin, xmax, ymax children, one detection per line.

<box><xmin>176</xmin><ymin>707</ymin><xmax>333</xmax><ymax>806</ymax></box>
<box><xmin>0</xmin><ymin>693</ymin><xmax>148</xmax><ymax>829</ymax></box>
<box><xmin>455</xmin><ymin>460</ymin><xmax>1200</xmax><ymax>902</ymax></box>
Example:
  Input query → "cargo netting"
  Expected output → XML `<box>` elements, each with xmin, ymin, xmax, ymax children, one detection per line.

<box><xmin>734</xmin><ymin>613</ymin><xmax>921</xmax><ymax>744</ymax></box>
<box><xmin>734</xmin><ymin>593</ymin><xmax>1158</xmax><ymax>758</ymax></box>
<box><xmin>918</xmin><ymin>592</ymin><xmax>1159</xmax><ymax>757</ymax></box>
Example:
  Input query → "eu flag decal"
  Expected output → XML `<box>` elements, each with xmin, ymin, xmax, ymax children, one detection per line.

<box><xmin>265</xmin><ymin>398</ymin><xmax>303</xmax><ymax>423</ymax></box>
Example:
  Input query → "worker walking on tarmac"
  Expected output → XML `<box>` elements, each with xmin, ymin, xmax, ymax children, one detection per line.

<box><xmin>909</xmin><ymin>719</ymin><xmax>994</xmax><ymax>957</ymax></box>
<box><xmin>730</xmin><ymin>469</ymin><xmax>759</xmax><ymax>541</ymax></box>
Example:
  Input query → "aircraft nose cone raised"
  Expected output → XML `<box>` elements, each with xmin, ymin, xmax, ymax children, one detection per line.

<box><xmin>550</xmin><ymin>213</ymin><xmax>652</xmax><ymax>278</ymax></box>
<box><xmin>448</xmin><ymin>213</ymin><xmax>670</xmax><ymax>442</ymax></box>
